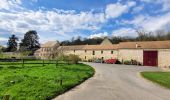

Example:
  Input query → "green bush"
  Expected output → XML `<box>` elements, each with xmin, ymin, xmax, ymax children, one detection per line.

<box><xmin>115</xmin><ymin>59</ymin><xmax>122</xmax><ymax>64</ymax></box>
<box><xmin>123</xmin><ymin>59</ymin><xmax>142</xmax><ymax>65</ymax></box>
<box><xmin>68</xmin><ymin>54</ymin><xmax>80</xmax><ymax>64</ymax></box>
<box><xmin>57</xmin><ymin>54</ymin><xmax>69</xmax><ymax>61</ymax></box>
<box><xmin>124</xmin><ymin>60</ymin><xmax>131</xmax><ymax>65</ymax></box>
<box><xmin>57</xmin><ymin>54</ymin><xmax>80</xmax><ymax>64</ymax></box>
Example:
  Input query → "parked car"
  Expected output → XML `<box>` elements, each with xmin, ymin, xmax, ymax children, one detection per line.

<box><xmin>104</xmin><ymin>59</ymin><xmax>116</xmax><ymax>64</ymax></box>
<box><xmin>94</xmin><ymin>59</ymin><xmax>103</xmax><ymax>63</ymax></box>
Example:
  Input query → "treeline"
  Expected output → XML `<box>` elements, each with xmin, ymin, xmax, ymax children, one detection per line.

<box><xmin>61</xmin><ymin>30</ymin><xmax>170</xmax><ymax>45</ymax></box>
<box><xmin>3</xmin><ymin>30</ymin><xmax>40</xmax><ymax>55</ymax></box>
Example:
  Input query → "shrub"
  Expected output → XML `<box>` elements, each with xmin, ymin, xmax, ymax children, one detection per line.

<box><xmin>57</xmin><ymin>54</ymin><xmax>80</xmax><ymax>64</ymax></box>
<box><xmin>57</xmin><ymin>54</ymin><xmax>69</xmax><ymax>61</ymax></box>
<box><xmin>131</xmin><ymin>59</ymin><xmax>139</xmax><ymax>65</ymax></box>
<box><xmin>123</xmin><ymin>59</ymin><xmax>142</xmax><ymax>65</ymax></box>
<box><xmin>68</xmin><ymin>54</ymin><xmax>80</xmax><ymax>64</ymax></box>
<box><xmin>124</xmin><ymin>60</ymin><xmax>131</xmax><ymax>65</ymax></box>
<box><xmin>115</xmin><ymin>59</ymin><xmax>122</xmax><ymax>64</ymax></box>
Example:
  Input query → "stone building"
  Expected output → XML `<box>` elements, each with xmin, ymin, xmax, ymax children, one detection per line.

<box><xmin>34</xmin><ymin>38</ymin><xmax>170</xmax><ymax>69</ymax></box>
<box><xmin>118</xmin><ymin>40</ymin><xmax>170</xmax><ymax>68</ymax></box>
<box><xmin>60</xmin><ymin>38</ymin><xmax>118</xmax><ymax>61</ymax></box>
<box><xmin>34</xmin><ymin>41</ymin><xmax>60</xmax><ymax>59</ymax></box>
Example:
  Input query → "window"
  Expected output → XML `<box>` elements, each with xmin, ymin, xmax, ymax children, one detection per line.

<box><xmin>101</xmin><ymin>51</ymin><xmax>103</xmax><ymax>54</ymax></box>
<box><xmin>85</xmin><ymin>50</ymin><xmax>87</xmax><ymax>53</ymax></box>
<box><xmin>85</xmin><ymin>56</ymin><xmax>86</xmax><ymax>59</ymax></box>
<box><xmin>93</xmin><ymin>51</ymin><xmax>95</xmax><ymax>55</ymax></box>
<box><xmin>111</xmin><ymin>51</ymin><xmax>113</xmax><ymax>54</ymax></box>
<box><xmin>74</xmin><ymin>50</ymin><xmax>75</xmax><ymax>53</ymax></box>
<box><xmin>101</xmin><ymin>57</ymin><xmax>104</xmax><ymax>60</ymax></box>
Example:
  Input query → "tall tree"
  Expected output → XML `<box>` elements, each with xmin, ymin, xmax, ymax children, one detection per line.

<box><xmin>6</xmin><ymin>34</ymin><xmax>18</xmax><ymax>52</ymax></box>
<box><xmin>19</xmin><ymin>30</ymin><xmax>40</xmax><ymax>53</ymax></box>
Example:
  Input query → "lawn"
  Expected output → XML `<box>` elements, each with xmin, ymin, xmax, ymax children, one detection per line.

<box><xmin>141</xmin><ymin>72</ymin><xmax>170</xmax><ymax>89</ymax></box>
<box><xmin>0</xmin><ymin>63</ymin><xmax>94</xmax><ymax>100</ymax></box>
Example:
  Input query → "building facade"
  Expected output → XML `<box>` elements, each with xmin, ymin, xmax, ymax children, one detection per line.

<box><xmin>35</xmin><ymin>38</ymin><xmax>170</xmax><ymax>69</ymax></box>
<box><xmin>34</xmin><ymin>41</ymin><xmax>60</xmax><ymax>59</ymax></box>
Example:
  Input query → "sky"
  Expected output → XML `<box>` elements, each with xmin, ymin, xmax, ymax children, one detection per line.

<box><xmin>0</xmin><ymin>0</ymin><xmax>170</xmax><ymax>46</ymax></box>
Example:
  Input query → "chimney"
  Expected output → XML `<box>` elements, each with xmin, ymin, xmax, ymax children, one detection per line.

<box><xmin>136</xmin><ymin>43</ymin><xmax>138</xmax><ymax>48</ymax></box>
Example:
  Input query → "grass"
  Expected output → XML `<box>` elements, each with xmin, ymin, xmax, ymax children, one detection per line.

<box><xmin>0</xmin><ymin>63</ymin><xmax>94</xmax><ymax>100</ymax></box>
<box><xmin>141</xmin><ymin>72</ymin><xmax>170</xmax><ymax>89</ymax></box>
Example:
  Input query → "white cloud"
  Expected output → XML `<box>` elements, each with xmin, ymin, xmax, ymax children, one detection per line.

<box><xmin>141</xmin><ymin>13</ymin><xmax>170</xmax><ymax>32</ymax></box>
<box><xmin>132</xmin><ymin>5</ymin><xmax>144</xmax><ymax>13</ymax></box>
<box><xmin>89</xmin><ymin>32</ymin><xmax>108</xmax><ymax>39</ymax></box>
<box><xmin>0</xmin><ymin>37</ymin><xmax>8</xmax><ymax>41</ymax></box>
<box><xmin>141</xmin><ymin>0</ymin><xmax>170</xmax><ymax>11</ymax></box>
<box><xmin>0</xmin><ymin>0</ymin><xmax>114</xmax><ymax>45</ymax></box>
<box><xmin>128</xmin><ymin>13</ymin><xmax>170</xmax><ymax>32</ymax></box>
<box><xmin>112</xmin><ymin>28</ymin><xmax>137</xmax><ymax>37</ymax></box>
<box><xmin>105</xmin><ymin>1</ymin><xmax>136</xmax><ymax>19</ymax></box>
<box><xmin>0</xmin><ymin>0</ymin><xmax>23</xmax><ymax>10</ymax></box>
<box><xmin>0</xmin><ymin>8</ymin><xmax>106</xmax><ymax>38</ymax></box>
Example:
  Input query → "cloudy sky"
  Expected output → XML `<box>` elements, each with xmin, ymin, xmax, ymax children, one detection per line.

<box><xmin>0</xmin><ymin>0</ymin><xmax>170</xmax><ymax>46</ymax></box>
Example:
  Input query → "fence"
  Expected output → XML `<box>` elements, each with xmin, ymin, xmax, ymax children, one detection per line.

<box><xmin>0</xmin><ymin>58</ymin><xmax>72</xmax><ymax>67</ymax></box>
<box><xmin>0</xmin><ymin>58</ymin><xmax>80</xmax><ymax>100</ymax></box>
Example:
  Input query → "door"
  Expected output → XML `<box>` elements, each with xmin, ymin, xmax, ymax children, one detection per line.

<box><xmin>143</xmin><ymin>51</ymin><xmax>158</xmax><ymax>66</ymax></box>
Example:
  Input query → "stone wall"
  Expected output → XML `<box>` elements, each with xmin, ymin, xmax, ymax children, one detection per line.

<box><xmin>35</xmin><ymin>43</ymin><xmax>60</xmax><ymax>59</ymax></box>
<box><xmin>118</xmin><ymin>49</ymin><xmax>170</xmax><ymax>69</ymax></box>
<box><xmin>158</xmin><ymin>49</ymin><xmax>170</xmax><ymax>68</ymax></box>
<box><xmin>118</xmin><ymin>49</ymin><xmax>143</xmax><ymax>64</ymax></box>
<box><xmin>63</xmin><ymin>50</ymin><xmax>118</xmax><ymax>61</ymax></box>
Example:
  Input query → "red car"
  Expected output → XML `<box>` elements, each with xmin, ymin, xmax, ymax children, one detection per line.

<box><xmin>105</xmin><ymin>59</ymin><xmax>116</xmax><ymax>64</ymax></box>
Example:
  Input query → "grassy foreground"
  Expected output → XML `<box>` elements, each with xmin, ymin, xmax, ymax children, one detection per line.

<box><xmin>141</xmin><ymin>72</ymin><xmax>170</xmax><ymax>89</ymax></box>
<box><xmin>0</xmin><ymin>63</ymin><xmax>94</xmax><ymax>100</ymax></box>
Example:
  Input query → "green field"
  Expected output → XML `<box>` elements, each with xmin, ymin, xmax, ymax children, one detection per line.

<box><xmin>141</xmin><ymin>72</ymin><xmax>170</xmax><ymax>89</ymax></box>
<box><xmin>0</xmin><ymin>63</ymin><xmax>94</xmax><ymax>100</ymax></box>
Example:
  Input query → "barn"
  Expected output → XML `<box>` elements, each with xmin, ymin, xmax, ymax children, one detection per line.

<box><xmin>118</xmin><ymin>41</ymin><xmax>170</xmax><ymax>68</ymax></box>
<box><xmin>35</xmin><ymin>39</ymin><xmax>170</xmax><ymax>69</ymax></box>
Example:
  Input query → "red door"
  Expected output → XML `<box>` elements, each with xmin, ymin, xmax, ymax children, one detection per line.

<box><xmin>143</xmin><ymin>51</ymin><xmax>158</xmax><ymax>66</ymax></box>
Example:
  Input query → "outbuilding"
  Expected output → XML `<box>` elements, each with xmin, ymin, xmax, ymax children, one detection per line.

<box><xmin>118</xmin><ymin>40</ymin><xmax>170</xmax><ymax>68</ymax></box>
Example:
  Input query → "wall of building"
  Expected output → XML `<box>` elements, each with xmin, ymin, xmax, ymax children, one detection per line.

<box><xmin>118</xmin><ymin>49</ymin><xmax>170</xmax><ymax>68</ymax></box>
<box><xmin>35</xmin><ymin>43</ymin><xmax>60</xmax><ymax>59</ymax></box>
<box><xmin>158</xmin><ymin>49</ymin><xmax>170</xmax><ymax>68</ymax></box>
<box><xmin>118</xmin><ymin>49</ymin><xmax>143</xmax><ymax>64</ymax></box>
<box><xmin>63</xmin><ymin>50</ymin><xmax>118</xmax><ymax>61</ymax></box>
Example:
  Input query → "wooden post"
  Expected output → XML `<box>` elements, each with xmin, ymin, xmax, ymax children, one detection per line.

<box><xmin>56</xmin><ymin>60</ymin><xmax>58</xmax><ymax>67</ymax></box>
<box><xmin>22</xmin><ymin>59</ymin><xmax>24</xmax><ymax>67</ymax></box>
<box><xmin>43</xmin><ymin>59</ymin><xmax>45</xmax><ymax>66</ymax></box>
<box><xmin>60</xmin><ymin>79</ymin><xmax>62</xmax><ymax>85</ymax></box>
<box><xmin>67</xmin><ymin>60</ymin><xmax>69</xmax><ymax>65</ymax></box>
<box><xmin>3</xmin><ymin>95</ymin><xmax>10</xmax><ymax>100</ymax></box>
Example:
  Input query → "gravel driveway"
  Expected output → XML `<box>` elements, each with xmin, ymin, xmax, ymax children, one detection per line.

<box><xmin>54</xmin><ymin>62</ymin><xmax>170</xmax><ymax>100</ymax></box>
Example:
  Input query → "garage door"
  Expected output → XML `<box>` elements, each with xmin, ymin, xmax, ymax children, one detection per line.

<box><xmin>143</xmin><ymin>51</ymin><xmax>158</xmax><ymax>66</ymax></box>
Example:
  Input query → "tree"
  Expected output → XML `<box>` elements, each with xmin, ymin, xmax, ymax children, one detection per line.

<box><xmin>6</xmin><ymin>34</ymin><xmax>18</xmax><ymax>52</ymax></box>
<box><xmin>19</xmin><ymin>30</ymin><xmax>40</xmax><ymax>54</ymax></box>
